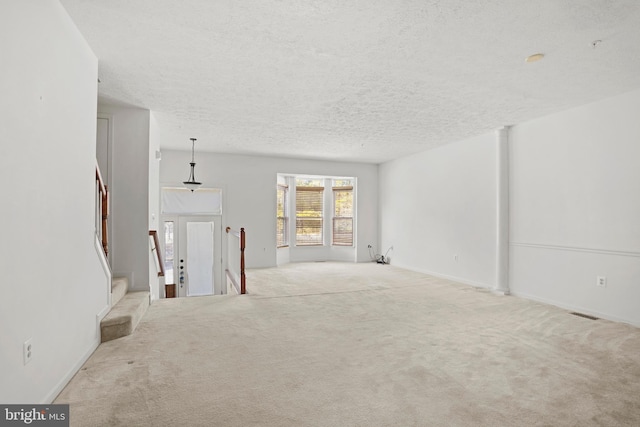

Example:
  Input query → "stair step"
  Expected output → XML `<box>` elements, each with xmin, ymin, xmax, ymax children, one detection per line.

<box><xmin>111</xmin><ymin>277</ymin><xmax>128</xmax><ymax>307</ymax></box>
<box><xmin>100</xmin><ymin>291</ymin><xmax>149</xmax><ymax>343</ymax></box>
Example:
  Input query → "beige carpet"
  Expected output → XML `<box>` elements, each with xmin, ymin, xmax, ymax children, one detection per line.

<box><xmin>56</xmin><ymin>262</ymin><xmax>640</xmax><ymax>426</ymax></box>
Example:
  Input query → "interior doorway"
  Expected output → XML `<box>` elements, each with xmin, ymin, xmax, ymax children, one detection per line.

<box><xmin>163</xmin><ymin>215</ymin><xmax>222</xmax><ymax>297</ymax></box>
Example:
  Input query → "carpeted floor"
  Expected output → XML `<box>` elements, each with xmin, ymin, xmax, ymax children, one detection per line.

<box><xmin>55</xmin><ymin>262</ymin><xmax>640</xmax><ymax>426</ymax></box>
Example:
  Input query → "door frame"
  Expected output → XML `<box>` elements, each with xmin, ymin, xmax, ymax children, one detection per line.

<box><xmin>162</xmin><ymin>214</ymin><xmax>223</xmax><ymax>297</ymax></box>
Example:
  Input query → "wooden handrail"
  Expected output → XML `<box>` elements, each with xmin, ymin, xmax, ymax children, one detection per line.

<box><xmin>225</xmin><ymin>227</ymin><xmax>246</xmax><ymax>294</ymax></box>
<box><xmin>240</xmin><ymin>227</ymin><xmax>245</xmax><ymax>294</ymax></box>
<box><xmin>96</xmin><ymin>165</ymin><xmax>108</xmax><ymax>257</ymax></box>
<box><xmin>149</xmin><ymin>230</ymin><xmax>165</xmax><ymax>277</ymax></box>
<box><xmin>95</xmin><ymin>165</ymin><xmax>106</xmax><ymax>195</ymax></box>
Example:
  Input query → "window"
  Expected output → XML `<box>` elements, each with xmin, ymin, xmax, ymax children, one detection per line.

<box><xmin>332</xmin><ymin>180</ymin><xmax>353</xmax><ymax>246</ymax></box>
<box><xmin>278</xmin><ymin>175</ymin><xmax>356</xmax><ymax>250</ymax></box>
<box><xmin>163</xmin><ymin>221</ymin><xmax>175</xmax><ymax>284</ymax></box>
<box><xmin>296</xmin><ymin>178</ymin><xmax>324</xmax><ymax>245</ymax></box>
<box><xmin>161</xmin><ymin>187</ymin><xmax>222</xmax><ymax>215</ymax></box>
<box><xmin>276</xmin><ymin>184</ymin><xmax>289</xmax><ymax>247</ymax></box>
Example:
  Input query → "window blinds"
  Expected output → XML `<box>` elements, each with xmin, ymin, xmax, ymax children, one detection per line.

<box><xmin>296</xmin><ymin>186</ymin><xmax>323</xmax><ymax>245</ymax></box>
<box><xmin>332</xmin><ymin>186</ymin><xmax>353</xmax><ymax>246</ymax></box>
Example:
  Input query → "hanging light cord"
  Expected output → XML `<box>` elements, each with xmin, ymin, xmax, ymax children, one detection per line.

<box><xmin>190</xmin><ymin>138</ymin><xmax>196</xmax><ymax>163</ymax></box>
<box><xmin>183</xmin><ymin>137</ymin><xmax>201</xmax><ymax>191</ymax></box>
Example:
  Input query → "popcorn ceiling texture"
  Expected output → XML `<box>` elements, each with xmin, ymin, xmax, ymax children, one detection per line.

<box><xmin>61</xmin><ymin>0</ymin><xmax>640</xmax><ymax>163</ymax></box>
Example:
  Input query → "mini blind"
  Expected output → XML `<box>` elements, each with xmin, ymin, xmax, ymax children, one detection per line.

<box><xmin>332</xmin><ymin>185</ymin><xmax>353</xmax><ymax>246</ymax></box>
<box><xmin>296</xmin><ymin>186</ymin><xmax>323</xmax><ymax>245</ymax></box>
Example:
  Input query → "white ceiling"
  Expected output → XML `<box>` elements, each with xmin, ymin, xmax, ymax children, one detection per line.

<box><xmin>60</xmin><ymin>0</ymin><xmax>640</xmax><ymax>164</ymax></box>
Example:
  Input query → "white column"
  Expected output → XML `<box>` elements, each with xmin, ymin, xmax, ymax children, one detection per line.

<box><xmin>495</xmin><ymin>126</ymin><xmax>510</xmax><ymax>295</ymax></box>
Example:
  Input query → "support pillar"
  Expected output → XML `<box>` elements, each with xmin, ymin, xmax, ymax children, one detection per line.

<box><xmin>495</xmin><ymin>126</ymin><xmax>510</xmax><ymax>295</ymax></box>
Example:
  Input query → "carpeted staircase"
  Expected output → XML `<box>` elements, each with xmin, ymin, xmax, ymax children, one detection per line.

<box><xmin>100</xmin><ymin>277</ymin><xmax>150</xmax><ymax>342</ymax></box>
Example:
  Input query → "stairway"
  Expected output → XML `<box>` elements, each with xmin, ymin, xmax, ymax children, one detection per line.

<box><xmin>100</xmin><ymin>277</ymin><xmax>150</xmax><ymax>342</ymax></box>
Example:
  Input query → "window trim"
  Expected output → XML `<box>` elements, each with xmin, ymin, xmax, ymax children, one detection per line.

<box><xmin>332</xmin><ymin>184</ymin><xmax>354</xmax><ymax>246</ymax></box>
<box><xmin>277</xmin><ymin>184</ymin><xmax>289</xmax><ymax>248</ymax></box>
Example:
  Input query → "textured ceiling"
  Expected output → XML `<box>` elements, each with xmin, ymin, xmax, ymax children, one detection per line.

<box><xmin>60</xmin><ymin>0</ymin><xmax>640</xmax><ymax>164</ymax></box>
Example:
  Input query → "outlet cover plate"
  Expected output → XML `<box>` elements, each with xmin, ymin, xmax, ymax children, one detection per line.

<box><xmin>596</xmin><ymin>276</ymin><xmax>607</xmax><ymax>287</ymax></box>
<box><xmin>23</xmin><ymin>338</ymin><xmax>33</xmax><ymax>365</ymax></box>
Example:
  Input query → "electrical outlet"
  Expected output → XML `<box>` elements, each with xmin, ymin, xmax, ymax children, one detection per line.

<box><xmin>596</xmin><ymin>276</ymin><xmax>607</xmax><ymax>288</ymax></box>
<box><xmin>23</xmin><ymin>338</ymin><xmax>33</xmax><ymax>365</ymax></box>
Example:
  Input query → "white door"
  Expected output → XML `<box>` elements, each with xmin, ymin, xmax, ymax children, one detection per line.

<box><xmin>176</xmin><ymin>216</ymin><xmax>222</xmax><ymax>297</ymax></box>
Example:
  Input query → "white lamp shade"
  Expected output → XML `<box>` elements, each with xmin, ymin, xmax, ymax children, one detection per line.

<box><xmin>183</xmin><ymin>181</ymin><xmax>202</xmax><ymax>191</ymax></box>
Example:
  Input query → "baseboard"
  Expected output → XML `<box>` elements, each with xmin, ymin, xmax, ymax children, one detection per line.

<box><xmin>94</xmin><ymin>235</ymin><xmax>111</xmax><ymax>276</ymax></box>
<box><xmin>43</xmin><ymin>338</ymin><xmax>100</xmax><ymax>404</ymax></box>
<box><xmin>97</xmin><ymin>304</ymin><xmax>110</xmax><ymax>321</ymax></box>
<box><xmin>94</xmin><ymin>236</ymin><xmax>112</xmax><ymax>307</ymax></box>
<box><xmin>390</xmin><ymin>263</ymin><xmax>638</xmax><ymax>326</ymax></box>
<box><xmin>509</xmin><ymin>290</ymin><xmax>640</xmax><ymax>328</ymax></box>
<box><xmin>393</xmin><ymin>263</ymin><xmax>493</xmax><ymax>290</ymax></box>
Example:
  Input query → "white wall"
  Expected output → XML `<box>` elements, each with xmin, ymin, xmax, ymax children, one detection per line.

<box><xmin>97</xmin><ymin>105</ymin><xmax>151</xmax><ymax>292</ymax></box>
<box><xmin>379</xmin><ymin>133</ymin><xmax>498</xmax><ymax>288</ymax></box>
<box><xmin>160</xmin><ymin>152</ymin><xmax>378</xmax><ymax>268</ymax></box>
<box><xmin>148</xmin><ymin>113</ymin><xmax>163</xmax><ymax>299</ymax></box>
<box><xmin>0</xmin><ymin>0</ymin><xmax>108</xmax><ymax>403</ymax></box>
<box><xmin>509</xmin><ymin>88</ymin><xmax>640</xmax><ymax>325</ymax></box>
<box><xmin>379</xmin><ymin>88</ymin><xmax>640</xmax><ymax>326</ymax></box>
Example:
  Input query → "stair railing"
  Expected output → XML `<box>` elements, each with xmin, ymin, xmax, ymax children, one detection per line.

<box><xmin>225</xmin><ymin>227</ymin><xmax>246</xmax><ymax>294</ymax></box>
<box><xmin>96</xmin><ymin>164</ymin><xmax>109</xmax><ymax>257</ymax></box>
<box><xmin>149</xmin><ymin>230</ymin><xmax>165</xmax><ymax>277</ymax></box>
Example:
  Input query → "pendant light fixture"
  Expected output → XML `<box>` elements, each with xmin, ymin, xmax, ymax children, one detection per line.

<box><xmin>183</xmin><ymin>137</ymin><xmax>202</xmax><ymax>191</ymax></box>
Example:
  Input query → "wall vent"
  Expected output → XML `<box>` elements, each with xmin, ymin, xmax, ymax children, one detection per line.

<box><xmin>570</xmin><ymin>312</ymin><xmax>599</xmax><ymax>320</ymax></box>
